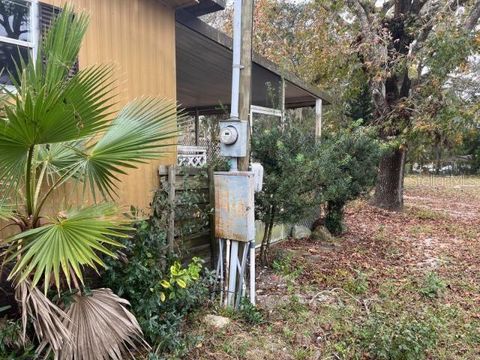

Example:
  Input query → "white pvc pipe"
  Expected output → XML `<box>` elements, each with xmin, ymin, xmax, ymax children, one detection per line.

<box><xmin>224</xmin><ymin>239</ymin><xmax>231</xmax><ymax>307</ymax></box>
<box><xmin>227</xmin><ymin>241</ymin><xmax>239</xmax><ymax>307</ymax></box>
<box><xmin>249</xmin><ymin>240</ymin><xmax>255</xmax><ymax>305</ymax></box>
<box><xmin>230</xmin><ymin>0</ymin><xmax>242</xmax><ymax>120</ymax></box>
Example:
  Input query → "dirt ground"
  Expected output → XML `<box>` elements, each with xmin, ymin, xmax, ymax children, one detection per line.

<box><xmin>185</xmin><ymin>176</ymin><xmax>480</xmax><ymax>360</ymax></box>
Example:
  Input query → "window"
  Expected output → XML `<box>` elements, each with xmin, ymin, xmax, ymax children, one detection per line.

<box><xmin>0</xmin><ymin>0</ymin><xmax>38</xmax><ymax>85</ymax></box>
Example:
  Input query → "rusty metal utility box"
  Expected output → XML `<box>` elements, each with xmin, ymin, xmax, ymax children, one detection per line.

<box><xmin>214</xmin><ymin>171</ymin><xmax>255</xmax><ymax>242</ymax></box>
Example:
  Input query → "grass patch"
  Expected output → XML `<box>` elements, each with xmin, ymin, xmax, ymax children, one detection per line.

<box><xmin>343</xmin><ymin>269</ymin><xmax>369</xmax><ymax>295</ymax></box>
<box><xmin>410</xmin><ymin>206</ymin><xmax>448</xmax><ymax>220</ymax></box>
<box><xmin>356</xmin><ymin>308</ymin><xmax>441</xmax><ymax>360</ymax></box>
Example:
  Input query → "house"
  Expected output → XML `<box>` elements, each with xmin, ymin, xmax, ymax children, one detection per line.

<box><xmin>0</xmin><ymin>0</ymin><xmax>329</xmax><ymax>212</ymax></box>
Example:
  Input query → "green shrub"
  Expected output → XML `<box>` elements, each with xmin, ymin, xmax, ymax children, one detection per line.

<box><xmin>252</xmin><ymin>122</ymin><xmax>320</xmax><ymax>263</ymax></box>
<box><xmin>102</xmin><ymin>220</ymin><xmax>214</xmax><ymax>358</ymax></box>
<box><xmin>325</xmin><ymin>201</ymin><xmax>345</xmax><ymax>235</ymax></box>
<box><xmin>358</xmin><ymin>311</ymin><xmax>439</xmax><ymax>360</ymax></box>
<box><xmin>0</xmin><ymin>319</ymin><xmax>35</xmax><ymax>360</ymax></box>
<box><xmin>315</xmin><ymin>125</ymin><xmax>382</xmax><ymax>235</ymax></box>
<box><xmin>239</xmin><ymin>298</ymin><xmax>265</xmax><ymax>325</ymax></box>
<box><xmin>252</xmin><ymin>118</ymin><xmax>381</xmax><ymax>255</ymax></box>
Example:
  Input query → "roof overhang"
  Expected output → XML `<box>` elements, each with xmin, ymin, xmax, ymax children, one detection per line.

<box><xmin>161</xmin><ymin>0</ymin><xmax>224</xmax><ymax>14</ymax></box>
<box><xmin>175</xmin><ymin>10</ymin><xmax>331</xmax><ymax>115</ymax></box>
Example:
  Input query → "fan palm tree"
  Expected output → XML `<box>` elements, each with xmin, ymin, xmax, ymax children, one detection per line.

<box><xmin>0</xmin><ymin>5</ymin><xmax>178</xmax><ymax>358</ymax></box>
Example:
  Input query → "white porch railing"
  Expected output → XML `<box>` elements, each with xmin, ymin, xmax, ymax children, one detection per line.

<box><xmin>177</xmin><ymin>145</ymin><xmax>207</xmax><ymax>167</ymax></box>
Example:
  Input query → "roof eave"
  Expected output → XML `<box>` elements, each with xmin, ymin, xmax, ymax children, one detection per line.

<box><xmin>175</xmin><ymin>9</ymin><xmax>332</xmax><ymax>105</ymax></box>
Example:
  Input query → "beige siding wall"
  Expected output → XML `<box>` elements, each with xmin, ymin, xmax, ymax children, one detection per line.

<box><xmin>42</xmin><ymin>0</ymin><xmax>177</xmax><ymax>211</ymax></box>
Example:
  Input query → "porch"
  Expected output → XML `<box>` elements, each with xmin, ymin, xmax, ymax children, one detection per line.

<box><xmin>174</xmin><ymin>10</ymin><xmax>330</xmax><ymax>162</ymax></box>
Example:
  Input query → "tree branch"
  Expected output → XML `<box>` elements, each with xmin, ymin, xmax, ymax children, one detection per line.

<box><xmin>465</xmin><ymin>0</ymin><xmax>480</xmax><ymax>31</ymax></box>
<box><xmin>409</xmin><ymin>0</ymin><xmax>461</xmax><ymax>56</ymax></box>
<box><xmin>382</xmin><ymin>0</ymin><xmax>395</xmax><ymax>14</ymax></box>
<box><xmin>345</xmin><ymin>0</ymin><xmax>371</xmax><ymax>34</ymax></box>
<box><xmin>410</xmin><ymin>0</ymin><xmax>429</xmax><ymax>15</ymax></box>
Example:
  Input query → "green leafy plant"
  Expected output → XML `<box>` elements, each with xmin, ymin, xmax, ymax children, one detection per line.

<box><xmin>0</xmin><ymin>319</ymin><xmax>34</xmax><ymax>359</ymax></box>
<box><xmin>0</xmin><ymin>5</ymin><xmax>178</xmax><ymax>358</ymax></box>
<box><xmin>343</xmin><ymin>270</ymin><xmax>369</xmax><ymax>296</ymax></box>
<box><xmin>252</xmin><ymin>120</ymin><xmax>320</xmax><ymax>264</ymax></box>
<box><xmin>253</xmin><ymin>118</ymin><xmax>381</xmax><ymax>262</ymax></box>
<box><xmin>271</xmin><ymin>249</ymin><xmax>303</xmax><ymax>280</ymax></box>
<box><xmin>102</xmin><ymin>220</ymin><xmax>214</xmax><ymax>358</ymax></box>
<box><xmin>314</xmin><ymin>125</ymin><xmax>382</xmax><ymax>235</ymax></box>
<box><xmin>419</xmin><ymin>272</ymin><xmax>446</xmax><ymax>299</ymax></box>
<box><xmin>239</xmin><ymin>298</ymin><xmax>265</xmax><ymax>325</ymax></box>
<box><xmin>358</xmin><ymin>311</ymin><xmax>440</xmax><ymax>360</ymax></box>
<box><xmin>159</xmin><ymin>258</ymin><xmax>203</xmax><ymax>302</ymax></box>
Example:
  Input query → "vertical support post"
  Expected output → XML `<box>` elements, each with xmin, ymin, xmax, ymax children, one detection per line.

<box><xmin>31</xmin><ymin>0</ymin><xmax>40</xmax><ymax>62</ymax></box>
<box><xmin>167</xmin><ymin>164</ymin><xmax>176</xmax><ymax>253</ymax></box>
<box><xmin>280</xmin><ymin>77</ymin><xmax>286</xmax><ymax>125</ymax></box>
<box><xmin>235</xmin><ymin>242</ymin><xmax>249</xmax><ymax>308</ymax></box>
<box><xmin>249</xmin><ymin>240</ymin><xmax>256</xmax><ymax>305</ymax></box>
<box><xmin>224</xmin><ymin>239</ymin><xmax>231</xmax><ymax>307</ymax></box>
<box><xmin>227</xmin><ymin>240</ymin><xmax>239</xmax><ymax>307</ymax></box>
<box><xmin>315</xmin><ymin>98</ymin><xmax>322</xmax><ymax>140</ymax></box>
<box><xmin>237</xmin><ymin>0</ymin><xmax>254</xmax><ymax>171</ymax></box>
<box><xmin>195</xmin><ymin>108</ymin><xmax>200</xmax><ymax>146</ymax></box>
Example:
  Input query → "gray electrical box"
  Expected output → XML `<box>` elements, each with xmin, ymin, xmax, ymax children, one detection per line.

<box><xmin>219</xmin><ymin>120</ymin><xmax>248</xmax><ymax>157</ymax></box>
<box><xmin>214</xmin><ymin>171</ymin><xmax>255</xmax><ymax>242</ymax></box>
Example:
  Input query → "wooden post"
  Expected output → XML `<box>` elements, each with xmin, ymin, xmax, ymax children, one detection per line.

<box><xmin>280</xmin><ymin>77</ymin><xmax>286</xmax><ymax>129</ymax></box>
<box><xmin>237</xmin><ymin>0</ymin><xmax>254</xmax><ymax>171</ymax></box>
<box><xmin>167</xmin><ymin>164</ymin><xmax>176</xmax><ymax>252</ymax></box>
<box><xmin>315</xmin><ymin>98</ymin><xmax>322</xmax><ymax>140</ymax></box>
<box><xmin>281</xmin><ymin>77</ymin><xmax>286</xmax><ymax>118</ymax></box>
<box><xmin>195</xmin><ymin>107</ymin><xmax>200</xmax><ymax>146</ymax></box>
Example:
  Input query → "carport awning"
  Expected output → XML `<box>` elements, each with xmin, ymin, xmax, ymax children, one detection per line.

<box><xmin>176</xmin><ymin>11</ymin><xmax>330</xmax><ymax>115</ymax></box>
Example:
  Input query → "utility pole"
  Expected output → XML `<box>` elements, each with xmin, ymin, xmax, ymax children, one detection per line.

<box><xmin>237</xmin><ymin>0</ymin><xmax>254</xmax><ymax>171</ymax></box>
<box><xmin>214</xmin><ymin>0</ymin><xmax>257</xmax><ymax>308</ymax></box>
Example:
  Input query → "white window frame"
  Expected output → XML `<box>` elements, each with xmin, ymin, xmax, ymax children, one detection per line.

<box><xmin>0</xmin><ymin>0</ymin><xmax>39</xmax><ymax>90</ymax></box>
<box><xmin>249</xmin><ymin>105</ymin><xmax>283</xmax><ymax>134</ymax></box>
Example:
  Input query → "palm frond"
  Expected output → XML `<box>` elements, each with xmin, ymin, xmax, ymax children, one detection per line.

<box><xmin>6</xmin><ymin>204</ymin><xmax>131</xmax><ymax>292</ymax></box>
<box><xmin>74</xmin><ymin>97</ymin><xmax>179</xmax><ymax>199</ymax></box>
<box><xmin>59</xmin><ymin>288</ymin><xmax>148</xmax><ymax>360</ymax></box>
<box><xmin>0</xmin><ymin>134</ymin><xmax>29</xmax><ymax>201</ymax></box>
<box><xmin>0</xmin><ymin>202</ymin><xmax>14</xmax><ymax>221</ymax></box>
<box><xmin>15</xmin><ymin>281</ymin><xmax>71</xmax><ymax>354</ymax></box>
<box><xmin>0</xmin><ymin>7</ymin><xmax>115</xmax><ymax>201</ymax></box>
<box><xmin>3</xmin><ymin>64</ymin><xmax>116</xmax><ymax>147</ymax></box>
<box><xmin>35</xmin><ymin>142</ymin><xmax>83</xmax><ymax>177</ymax></box>
<box><xmin>1</xmin><ymin>6</ymin><xmax>115</xmax><ymax>149</ymax></box>
<box><xmin>40</xmin><ymin>5</ymin><xmax>89</xmax><ymax>90</ymax></box>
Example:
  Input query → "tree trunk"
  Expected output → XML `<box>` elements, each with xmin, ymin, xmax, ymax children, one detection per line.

<box><xmin>260</xmin><ymin>206</ymin><xmax>275</xmax><ymax>265</ymax></box>
<box><xmin>373</xmin><ymin>147</ymin><xmax>406</xmax><ymax>211</ymax></box>
<box><xmin>260</xmin><ymin>213</ymin><xmax>270</xmax><ymax>265</ymax></box>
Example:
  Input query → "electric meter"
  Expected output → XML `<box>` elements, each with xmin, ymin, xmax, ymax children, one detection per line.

<box><xmin>220</xmin><ymin>125</ymin><xmax>238</xmax><ymax>145</ymax></box>
<box><xmin>219</xmin><ymin>120</ymin><xmax>248</xmax><ymax>157</ymax></box>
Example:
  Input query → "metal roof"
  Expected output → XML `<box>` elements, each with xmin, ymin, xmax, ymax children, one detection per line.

<box><xmin>181</xmin><ymin>0</ymin><xmax>226</xmax><ymax>16</ymax></box>
<box><xmin>175</xmin><ymin>10</ymin><xmax>331</xmax><ymax>115</ymax></box>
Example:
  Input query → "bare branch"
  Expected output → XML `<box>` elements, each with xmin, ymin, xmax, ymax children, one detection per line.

<box><xmin>382</xmin><ymin>0</ymin><xmax>395</xmax><ymax>14</ymax></box>
<box><xmin>465</xmin><ymin>0</ymin><xmax>480</xmax><ymax>31</ymax></box>
<box><xmin>345</xmin><ymin>0</ymin><xmax>371</xmax><ymax>34</ymax></box>
<box><xmin>410</xmin><ymin>0</ymin><xmax>430</xmax><ymax>15</ymax></box>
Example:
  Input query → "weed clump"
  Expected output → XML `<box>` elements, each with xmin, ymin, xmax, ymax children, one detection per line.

<box><xmin>357</xmin><ymin>311</ymin><xmax>440</xmax><ymax>360</ymax></box>
<box><xmin>419</xmin><ymin>272</ymin><xmax>446</xmax><ymax>299</ymax></box>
